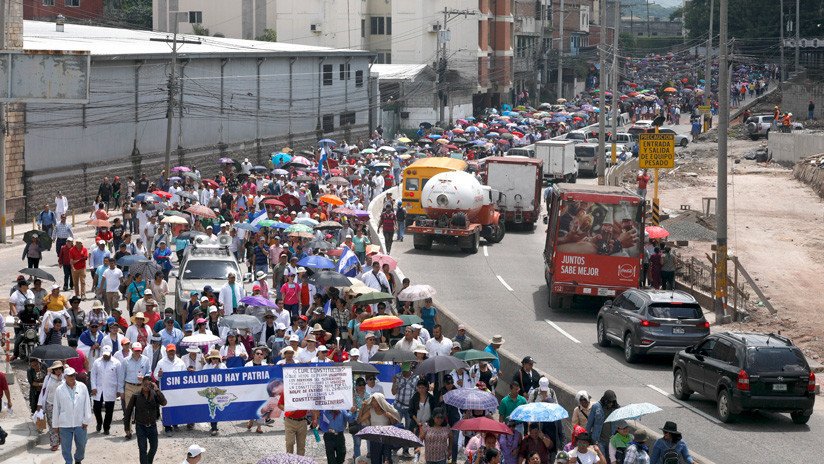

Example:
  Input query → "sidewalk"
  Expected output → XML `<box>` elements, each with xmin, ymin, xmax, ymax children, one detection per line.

<box><xmin>0</xmin><ymin>209</ymin><xmax>122</xmax><ymax>251</ymax></box>
<box><xmin>0</xmin><ymin>359</ymin><xmax>41</xmax><ymax>461</ymax></box>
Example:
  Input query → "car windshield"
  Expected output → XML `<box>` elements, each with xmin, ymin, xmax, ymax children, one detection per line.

<box><xmin>566</xmin><ymin>132</ymin><xmax>586</xmax><ymax>140</ymax></box>
<box><xmin>747</xmin><ymin>347</ymin><xmax>807</xmax><ymax>373</ymax></box>
<box><xmin>182</xmin><ymin>260</ymin><xmax>239</xmax><ymax>280</ymax></box>
<box><xmin>648</xmin><ymin>303</ymin><xmax>702</xmax><ymax>319</ymax></box>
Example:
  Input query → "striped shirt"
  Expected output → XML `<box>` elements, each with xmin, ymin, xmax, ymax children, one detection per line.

<box><xmin>53</xmin><ymin>222</ymin><xmax>73</xmax><ymax>239</ymax></box>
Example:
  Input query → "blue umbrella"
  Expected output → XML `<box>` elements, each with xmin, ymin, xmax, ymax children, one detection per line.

<box><xmin>234</xmin><ymin>222</ymin><xmax>259</xmax><ymax>232</ymax></box>
<box><xmin>605</xmin><ymin>403</ymin><xmax>662</xmax><ymax>423</ymax></box>
<box><xmin>318</xmin><ymin>139</ymin><xmax>336</xmax><ymax>145</ymax></box>
<box><xmin>510</xmin><ymin>402</ymin><xmax>569</xmax><ymax>422</ymax></box>
<box><xmin>272</xmin><ymin>222</ymin><xmax>291</xmax><ymax>230</ymax></box>
<box><xmin>116</xmin><ymin>255</ymin><xmax>150</xmax><ymax>267</ymax></box>
<box><xmin>271</xmin><ymin>153</ymin><xmax>292</xmax><ymax>166</ymax></box>
<box><xmin>442</xmin><ymin>388</ymin><xmax>498</xmax><ymax>412</ymax></box>
<box><xmin>133</xmin><ymin>193</ymin><xmax>160</xmax><ymax>203</ymax></box>
<box><xmin>465</xmin><ymin>126</ymin><xmax>480</xmax><ymax>133</ymax></box>
<box><xmin>298</xmin><ymin>255</ymin><xmax>336</xmax><ymax>269</ymax></box>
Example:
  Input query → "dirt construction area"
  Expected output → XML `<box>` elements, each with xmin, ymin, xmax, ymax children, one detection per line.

<box><xmin>637</xmin><ymin>133</ymin><xmax>824</xmax><ymax>364</ymax></box>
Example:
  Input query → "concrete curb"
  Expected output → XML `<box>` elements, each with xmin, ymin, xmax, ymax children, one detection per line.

<box><xmin>366</xmin><ymin>187</ymin><xmax>716</xmax><ymax>464</ymax></box>
<box><xmin>0</xmin><ymin>360</ymin><xmax>41</xmax><ymax>461</ymax></box>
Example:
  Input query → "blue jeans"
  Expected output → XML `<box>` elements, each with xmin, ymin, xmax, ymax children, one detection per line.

<box><xmin>136</xmin><ymin>423</ymin><xmax>159</xmax><ymax>464</ymax></box>
<box><xmin>255</xmin><ymin>263</ymin><xmax>269</xmax><ymax>275</ymax></box>
<box><xmin>59</xmin><ymin>426</ymin><xmax>87</xmax><ymax>464</ymax></box>
<box><xmin>397</xmin><ymin>221</ymin><xmax>405</xmax><ymax>241</ymax></box>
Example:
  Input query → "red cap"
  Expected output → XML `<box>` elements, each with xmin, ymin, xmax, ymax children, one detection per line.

<box><xmin>299</xmin><ymin>315</ymin><xmax>308</xmax><ymax>321</ymax></box>
<box><xmin>166</xmin><ymin>344</ymin><xmax>177</xmax><ymax>351</ymax></box>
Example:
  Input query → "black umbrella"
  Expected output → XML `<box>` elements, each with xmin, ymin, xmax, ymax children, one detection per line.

<box><xmin>369</xmin><ymin>349</ymin><xmax>417</xmax><ymax>363</ymax></box>
<box><xmin>23</xmin><ymin>230</ymin><xmax>52</xmax><ymax>251</ymax></box>
<box><xmin>315</xmin><ymin>221</ymin><xmax>343</xmax><ymax>230</ymax></box>
<box><xmin>177</xmin><ymin>191</ymin><xmax>199</xmax><ymax>202</ymax></box>
<box><xmin>129</xmin><ymin>260</ymin><xmax>162</xmax><ymax>278</ymax></box>
<box><xmin>356</xmin><ymin>426</ymin><xmax>423</xmax><ymax>448</ymax></box>
<box><xmin>335</xmin><ymin>361</ymin><xmax>379</xmax><ymax>375</ymax></box>
<box><xmin>312</xmin><ymin>270</ymin><xmax>352</xmax><ymax>287</ymax></box>
<box><xmin>413</xmin><ymin>356</ymin><xmax>468</xmax><ymax>376</ymax></box>
<box><xmin>19</xmin><ymin>268</ymin><xmax>56</xmax><ymax>282</ymax></box>
<box><xmin>293</xmin><ymin>175</ymin><xmax>313</xmax><ymax>182</ymax></box>
<box><xmin>31</xmin><ymin>344</ymin><xmax>79</xmax><ymax>361</ymax></box>
<box><xmin>307</xmin><ymin>239</ymin><xmax>334</xmax><ymax>250</ymax></box>
<box><xmin>219</xmin><ymin>314</ymin><xmax>261</xmax><ymax>330</ymax></box>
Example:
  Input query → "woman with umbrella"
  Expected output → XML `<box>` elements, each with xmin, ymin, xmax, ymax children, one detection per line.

<box><xmin>357</xmin><ymin>393</ymin><xmax>401</xmax><ymax>464</ymax></box>
<box><xmin>22</xmin><ymin>236</ymin><xmax>44</xmax><ymax>269</ymax></box>
<box><xmin>153</xmin><ymin>241</ymin><xmax>174</xmax><ymax>281</ymax></box>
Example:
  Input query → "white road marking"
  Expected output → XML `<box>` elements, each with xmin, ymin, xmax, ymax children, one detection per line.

<box><xmin>496</xmin><ymin>275</ymin><xmax>514</xmax><ymax>292</ymax></box>
<box><xmin>646</xmin><ymin>384</ymin><xmax>723</xmax><ymax>424</ymax></box>
<box><xmin>483</xmin><ymin>246</ymin><xmax>488</xmax><ymax>257</ymax></box>
<box><xmin>544</xmin><ymin>319</ymin><xmax>581</xmax><ymax>344</ymax></box>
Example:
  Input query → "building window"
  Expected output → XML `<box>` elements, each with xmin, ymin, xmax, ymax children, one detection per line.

<box><xmin>65</xmin><ymin>0</ymin><xmax>79</xmax><ymax>6</ymax></box>
<box><xmin>340</xmin><ymin>112</ymin><xmax>356</xmax><ymax>126</ymax></box>
<box><xmin>355</xmin><ymin>70</ymin><xmax>364</xmax><ymax>87</ymax></box>
<box><xmin>323</xmin><ymin>64</ymin><xmax>333</xmax><ymax>86</ymax></box>
<box><xmin>361</xmin><ymin>19</ymin><xmax>365</xmax><ymax>38</ymax></box>
<box><xmin>188</xmin><ymin>11</ymin><xmax>202</xmax><ymax>23</ymax></box>
<box><xmin>339</xmin><ymin>63</ymin><xmax>350</xmax><ymax>81</ymax></box>
<box><xmin>386</xmin><ymin>17</ymin><xmax>391</xmax><ymax>35</ymax></box>
<box><xmin>322</xmin><ymin>114</ymin><xmax>335</xmax><ymax>133</ymax></box>
<box><xmin>375</xmin><ymin>52</ymin><xmax>391</xmax><ymax>64</ymax></box>
<box><xmin>42</xmin><ymin>0</ymin><xmax>55</xmax><ymax>6</ymax></box>
<box><xmin>370</xmin><ymin>17</ymin><xmax>385</xmax><ymax>35</ymax></box>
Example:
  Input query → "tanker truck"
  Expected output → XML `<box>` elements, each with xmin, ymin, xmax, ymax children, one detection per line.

<box><xmin>408</xmin><ymin>171</ymin><xmax>506</xmax><ymax>253</ymax></box>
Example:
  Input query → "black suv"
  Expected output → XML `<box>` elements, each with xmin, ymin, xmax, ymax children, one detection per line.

<box><xmin>673</xmin><ymin>332</ymin><xmax>816</xmax><ymax>424</ymax></box>
<box><xmin>597</xmin><ymin>289</ymin><xmax>710</xmax><ymax>363</ymax></box>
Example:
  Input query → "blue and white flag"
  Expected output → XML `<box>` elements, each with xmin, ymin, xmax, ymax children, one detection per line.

<box><xmin>318</xmin><ymin>150</ymin><xmax>328</xmax><ymax>177</ymax></box>
<box><xmin>337</xmin><ymin>245</ymin><xmax>360</xmax><ymax>277</ymax></box>
<box><xmin>249</xmin><ymin>208</ymin><xmax>268</xmax><ymax>228</ymax></box>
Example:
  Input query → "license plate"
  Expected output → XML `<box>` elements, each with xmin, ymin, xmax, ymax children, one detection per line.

<box><xmin>773</xmin><ymin>383</ymin><xmax>787</xmax><ymax>391</ymax></box>
<box><xmin>672</xmin><ymin>327</ymin><xmax>686</xmax><ymax>334</ymax></box>
<box><xmin>434</xmin><ymin>229</ymin><xmax>444</xmax><ymax>234</ymax></box>
<box><xmin>597</xmin><ymin>288</ymin><xmax>615</xmax><ymax>296</ymax></box>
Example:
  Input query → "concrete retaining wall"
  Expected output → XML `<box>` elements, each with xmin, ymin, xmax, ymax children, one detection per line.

<box><xmin>769</xmin><ymin>132</ymin><xmax>824</xmax><ymax>164</ymax></box>
<box><xmin>793</xmin><ymin>158</ymin><xmax>824</xmax><ymax>198</ymax></box>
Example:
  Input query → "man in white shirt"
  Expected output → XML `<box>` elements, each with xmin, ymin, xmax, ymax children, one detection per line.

<box><xmin>358</xmin><ymin>332</ymin><xmax>379</xmax><ymax>363</ymax></box>
<box><xmin>55</xmin><ymin>191</ymin><xmax>69</xmax><ymax>217</ymax></box>
<box><xmin>360</xmin><ymin>262</ymin><xmax>390</xmax><ymax>292</ymax></box>
<box><xmin>394</xmin><ymin>326</ymin><xmax>424</xmax><ymax>352</ymax></box>
<box><xmin>52</xmin><ymin>367</ymin><xmax>93</xmax><ymax>464</ymax></box>
<box><xmin>91</xmin><ymin>346</ymin><xmax>121</xmax><ymax>434</ymax></box>
<box><xmin>100</xmin><ymin>259</ymin><xmax>124</xmax><ymax>313</ymax></box>
<box><xmin>241</xmin><ymin>158</ymin><xmax>253</xmax><ymax>175</ymax></box>
<box><xmin>218</xmin><ymin>272</ymin><xmax>245</xmax><ymax>316</ymax></box>
<box><xmin>410</xmin><ymin>324</ymin><xmax>431</xmax><ymax>345</ymax></box>
<box><xmin>295</xmin><ymin>335</ymin><xmax>319</xmax><ymax>363</ymax></box>
<box><xmin>425</xmin><ymin>325</ymin><xmax>453</xmax><ymax>357</ymax></box>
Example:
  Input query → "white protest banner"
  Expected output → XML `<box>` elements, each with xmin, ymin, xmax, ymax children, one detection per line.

<box><xmin>283</xmin><ymin>365</ymin><xmax>353</xmax><ymax>411</ymax></box>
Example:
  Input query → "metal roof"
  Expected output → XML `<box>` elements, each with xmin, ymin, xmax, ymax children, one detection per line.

<box><xmin>23</xmin><ymin>20</ymin><xmax>374</xmax><ymax>60</ymax></box>
<box><xmin>370</xmin><ymin>64</ymin><xmax>429</xmax><ymax>81</ymax></box>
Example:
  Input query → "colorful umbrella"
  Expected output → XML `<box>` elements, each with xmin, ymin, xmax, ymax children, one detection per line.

<box><xmin>605</xmin><ymin>402</ymin><xmax>662</xmax><ymax>423</ymax></box>
<box><xmin>285</xmin><ymin>224</ymin><xmax>313</xmax><ymax>234</ymax></box>
<box><xmin>239</xmin><ymin>295</ymin><xmax>279</xmax><ymax>308</ymax></box>
<box><xmin>510</xmin><ymin>402</ymin><xmax>569</xmax><ymax>422</ymax></box>
<box><xmin>370</xmin><ymin>253</ymin><xmax>397</xmax><ymax>271</ymax></box>
<box><xmin>264</xmin><ymin>198</ymin><xmax>286</xmax><ymax>207</ymax></box>
<box><xmin>356</xmin><ymin>426</ymin><xmax>423</xmax><ymax>449</ymax></box>
<box><xmin>645</xmin><ymin>225</ymin><xmax>669</xmax><ymax>239</ymax></box>
<box><xmin>186</xmin><ymin>204</ymin><xmax>217</xmax><ymax>218</ymax></box>
<box><xmin>453</xmin><ymin>349</ymin><xmax>497</xmax><ymax>363</ymax></box>
<box><xmin>397</xmin><ymin>285</ymin><xmax>437</xmax><ymax>302</ymax></box>
<box><xmin>161</xmin><ymin>215</ymin><xmax>188</xmax><ymax>224</ymax></box>
<box><xmin>442</xmin><ymin>388</ymin><xmax>499</xmax><ymax>411</ymax></box>
<box><xmin>319</xmin><ymin>194</ymin><xmax>344</xmax><ymax>206</ymax></box>
<box><xmin>152</xmin><ymin>190</ymin><xmax>172</xmax><ymax>200</ymax></box>
<box><xmin>359</xmin><ymin>315</ymin><xmax>403</xmax><ymax>331</ymax></box>
<box><xmin>452</xmin><ymin>417</ymin><xmax>512</xmax><ymax>435</ymax></box>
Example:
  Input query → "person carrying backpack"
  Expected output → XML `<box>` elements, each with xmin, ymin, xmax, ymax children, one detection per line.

<box><xmin>649</xmin><ymin>421</ymin><xmax>693</xmax><ymax>464</ymax></box>
<box><xmin>621</xmin><ymin>430</ymin><xmax>650</xmax><ymax>464</ymax></box>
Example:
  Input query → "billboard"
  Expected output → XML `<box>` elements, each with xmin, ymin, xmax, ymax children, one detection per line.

<box><xmin>0</xmin><ymin>50</ymin><xmax>90</xmax><ymax>103</ymax></box>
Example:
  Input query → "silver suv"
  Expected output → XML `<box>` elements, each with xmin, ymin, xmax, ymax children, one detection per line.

<box><xmin>173</xmin><ymin>241</ymin><xmax>243</xmax><ymax>312</ymax></box>
<box><xmin>597</xmin><ymin>289</ymin><xmax>710</xmax><ymax>363</ymax></box>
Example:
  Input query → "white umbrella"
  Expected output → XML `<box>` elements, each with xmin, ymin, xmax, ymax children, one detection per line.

<box><xmin>294</xmin><ymin>218</ymin><xmax>319</xmax><ymax>227</ymax></box>
<box><xmin>605</xmin><ymin>403</ymin><xmax>662</xmax><ymax>422</ymax></box>
<box><xmin>378</xmin><ymin>146</ymin><xmax>396</xmax><ymax>152</ymax></box>
<box><xmin>397</xmin><ymin>284</ymin><xmax>437</xmax><ymax>302</ymax></box>
<box><xmin>161</xmin><ymin>215</ymin><xmax>189</xmax><ymax>224</ymax></box>
<box><xmin>180</xmin><ymin>333</ymin><xmax>221</xmax><ymax>347</ymax></box>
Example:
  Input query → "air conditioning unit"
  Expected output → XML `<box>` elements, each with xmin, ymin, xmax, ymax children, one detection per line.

<box><xmin>429</xmin><ymin>23</ymin><xmax>441</xmax><ymax>33</ymax></box>
<box><xmin>310</xmin><ymin>23</ymin><xmax>322</xmax><ymax>33</ymax></box>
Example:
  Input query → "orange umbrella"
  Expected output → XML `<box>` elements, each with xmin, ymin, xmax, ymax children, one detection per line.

<box><xmin>319</xmin><ymin>194</ymin><xmax>344</xmax><ymax>206</ymax></box>
<box><xmin>87</xmin><ymin>218</ymin><xmax>111</xmax><ymax>228</ymax></box>
<box><xmin>664</xmin><ymin>87</ymin><xmax>677</xmax><ymax>93</ymax></box>
<box><xmin>359</xmin><ymin>315</ymin><xmax>403</xmax><ymax>331</ymax></box>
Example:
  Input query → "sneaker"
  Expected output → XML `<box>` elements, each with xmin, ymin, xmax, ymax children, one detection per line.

<box><xmin>210</xmin><ymin>430</ymin><xmax>218</xmax><ymax>437</ymax></box>
<box><xmin>96</xmin><ymin>425</ymin><xmax>102</xmax><ymax>433</ymax></box>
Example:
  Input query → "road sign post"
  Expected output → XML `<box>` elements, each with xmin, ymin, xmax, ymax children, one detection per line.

<box><xmin>638</xmin><ymin>132</ymin><xmax>675</xmax><ymax>226</ymax></box>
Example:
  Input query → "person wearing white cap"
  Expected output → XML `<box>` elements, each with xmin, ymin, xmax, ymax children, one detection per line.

<box><xmin>358</xmin><ymin>332</ymin><xmax>379</xmax><ymax>363</ymax></box>
<box><xmin>348</xmin><ymin>347</ymin><xmax>360</xmax><ymax>362</ymax></box>
<box><xmin>52</xmin><ymin>366</ymin><xmax>92</xmax><ymax>464</ymax></box>
<box><xmin>276</xmin><ymin>346</ymin><xmax>296</xmax><ymax>365</ymax></box>
<box><xmin>182</xmin><ymin>443</ymin><xmax>206</xmax><ymax>464</ymax></box>
<box><xmin>528</xmin><ymin>377</ymin><xmax>558</xmax><ymax>404</ymax></box>
<box><xmin>91</xmin><ymin>345</ymin><xmax>120</xmax><ymax>434</ymax></box>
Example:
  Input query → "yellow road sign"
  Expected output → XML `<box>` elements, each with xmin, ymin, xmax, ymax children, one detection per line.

<box><xmin>639</xmin><ymin>133</ymin><xmax>675</xmax><ymax>169</ymax></box>
<box><xmin>698</xmin><ymin>105</ymin><xmax>712</xmax><ymax>114</ymax></box>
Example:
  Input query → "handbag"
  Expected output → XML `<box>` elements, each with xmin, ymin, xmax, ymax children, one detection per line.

<box><xmin>348</xmin><ymin>421</ymin><xmax>362</xmax><ymax>434</ymax></box>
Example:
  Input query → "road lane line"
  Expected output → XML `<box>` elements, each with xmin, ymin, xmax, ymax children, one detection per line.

<box><xmin>646</xmin><ymin>384</ymin><xmax>722</xmax><ymax>424</ymax></box>
<box><xmin>544</xmin><ymin>319</ymin><xmax>581</xmax><ymax>344</ymax></box>
<box><xmin>483</xmin><ymin>246</ymin><xmax>488</xmax><ymax>257</ymax></box>
<box><xmin>496</xmin><ymin>275</ymin><xmax>514</xmax><ymax>292</ymax></box>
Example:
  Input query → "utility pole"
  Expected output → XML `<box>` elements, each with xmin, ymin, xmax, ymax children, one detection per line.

<box><xmin>646</xmin><ymin>0</ymin><xmax>650</xmax><ymax>37</ymax></box>
<box><xmin>705</xmin><ymin>0</ymin><xmax>714</xmax><ymax>95</ymax></box>
<box><xmin>0</xmin><ymin>0</ymin><xmax>7</xmax><ymax>243</ymax></box>
<box><xmin>151</xmin><ymin>28</ymin><xmax>200</xmax><ymax>176</ymax></box>
<box><xmin>715</xmin><ymin>0</ymin><xmax>729</xmax><ymax>322</ymax></box>
<box><xmin>780</xmin><ymin>0</ymin><xmax>785</xmax><ymax>81</ymax></box>
<box><xmin>436</xmin><ymin>7</ymin><xmax>475</xmax><ymax>125</ymax></box>
<box><xmin>597</xmin><ymin>0</ymin><xmax>607</xmax><ymax>185</ymax></box>
<box><xmin>610</xmin><ymin>0</ymin><xmax>620</xmax><ymax>171</ymax></box>
<box><xmin>794</xmin><ymin>0</ymin><xmax>800</xmax><ymax>72</ymax></box>
<box><xmin>556</xmin><ymin>0</ymin><xmax>564</xmax><ymax>99</ymax></box>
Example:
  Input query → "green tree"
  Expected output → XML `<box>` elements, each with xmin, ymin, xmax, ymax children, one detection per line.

<box><xmin>684</xmin><ymin>0</ymin><xmax>824</xmax><ymax>40</ymax></box>
<box><xmin>103</xmin><ymin>0</ymin><xmax>152</xmax><ymax>30</ymax></box>
<box><xmin>256</xmin><ymin>28</ymin><xmax>278</xmax><ymax>42</ymax></box>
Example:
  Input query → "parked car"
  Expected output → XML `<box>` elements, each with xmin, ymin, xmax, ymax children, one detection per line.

<box><xmin>673</xmin><ymin>332</ymin><xmax>816</xmax><ymax>424</ymax></box>
<box><xmin>627</xmin><ymin>120</ymin><xmax>655</xmax><ymax>135</ymax></box>
<box><xmin>657</xmin><ymin>127</ymin><xmax>690</xmax><ymax>147</ymax></box>
<box><xmin>609</xmin><ymin>132</ymin><xmax>638</xmax><ymax>152</ymax></box>
<box><xmin>597</xmin><ymin>289</ymin><xmax>710</xmax><ymax>363</ymax></box>
<box><xmin>746</xmin><ymin>114</ymin><xmax>804</xmax><ymax>140</ymax></box>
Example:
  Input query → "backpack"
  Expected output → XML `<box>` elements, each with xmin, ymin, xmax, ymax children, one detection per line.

<box><xmin>662</xmin><ymin>444</ymin><xmax>686</xmax><ymax>464</ymax></box>
<box><xmin>614</xmin><ymin>447</ymin><xmax>626</xmax><ymax>464</ymax></box>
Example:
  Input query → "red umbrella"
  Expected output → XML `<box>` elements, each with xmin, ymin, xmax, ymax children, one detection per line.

<box><xmin>645</xmin><ymin>225</ymin><xmax>669</xmax><ymax>239</ymax></box>
<box><xmin>359</xmin><ymin>315</ymin><xmax>403</xmax><ymax>331</ymax></box>
<box><xmin>87</xmin><ymin>218</ymin><xmax>111</xmax><ymax>228</ymax></box>
<box><xmin>202</xmin><ymin>179</ymin><xmax>219</xmax><ymax>189</ymax></box>
<box><xmin>263</xmin><ymin>198</ymin><xmax>286</xmax><ymax>207</ymax></box>
<box><xmin>629</xmin><ymin>83</ymin><xmax>638</xmax><ymax>88</ymax></box>
<box><xmin>452</xmin><ymin>417</ymin><xmax>512</xmax><ymax>435</ymax></box>
<box><xmin>152</xmin><ymin>190</ymin><xmax>172</xmax><ymax>200</ymax></box>
<box><xmin>186</xmin><ymin>204</ymin><xmax>217</xmax><ymax>218</ymax></box>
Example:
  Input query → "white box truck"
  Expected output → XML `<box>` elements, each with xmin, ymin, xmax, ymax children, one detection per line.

<box><xmin>535</xmin><ymin>140</ymin><xmax>578</xmax><ymax>183</ymax></box>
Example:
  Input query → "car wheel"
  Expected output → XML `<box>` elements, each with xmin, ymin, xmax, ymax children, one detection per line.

<box><xmin>623</xmin><ymin>333</ymin><xmax>638</xmax><ymax>363</ymax></box>
<box><xmin>717</xmin><ymin>388</ymin><xmax>734</xmax><ymax>423</ymax></box>
<box><xmin>597</xmin><ymin>319</ymin><xmax>611</xmax><ymax>347</ymax></box>
<box><xmin>673</xmin><ymin>368</ymin><xmax>692</xmax><ymax>400</ymax></box>
<box><xmin>680</xmin><ymin>138</ymin><xmax>688</xmax><ymax>147</ymax></box>
<box><xmin>791</xmin><ymin>411</ymin><xmax>812</xmax><ymax>425</ymax></box>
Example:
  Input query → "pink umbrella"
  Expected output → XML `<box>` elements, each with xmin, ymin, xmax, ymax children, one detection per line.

<box><xmin>171</xmin><ymin>166</ymin><xmax>191</xmax><ymax>172</ymax></box>
<box><xmin>291</xmin><ymin>156</ymin><xmax>312</xmax><ymax>166</ymax></box>
<box><xmin>371</xmin><ymin>253</ymin><xmax>397</xmax><ymax>271</ymax></box>
<box><xmin>645</xmin><ymin>226</ymin><xmax>669</xmax><ymax>240</ymax></box>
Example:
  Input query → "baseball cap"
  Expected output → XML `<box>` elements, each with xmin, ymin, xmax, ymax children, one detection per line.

<box><xmin>63</xmin><ymin>366</ymin><xmax>77</xmax><ymax>376</ymax></box>
<box><xmin>539</xmin><ymin>377</ymin><xmax>549</xmax><ymax>392</ymax></box>
<box><xmin>132</xmin><ymin>342</ymin><xmax>143</xmax><ymax>352</ymax></box>
<box><xmin>97</xmin><ymin>240</ymin><xmax>105</xmax><ymax>245</ymax></box>
<box><xmin>187</xmin><ymin>444</ymin><xmax>206</xmax><ymax>458</ymax></box>
<box><xmin>102</xmin><ymin>345</ymin><xmax>112</xmax><ymax>355</ymax></box>
<box><xmin>554</xmin><ymin>451</ymin><xmax>569</xmax><ymax>463</ymax></box>
<box><xmin>522</xmin><ymin>356</ymin><xmax>535</xmax><ymax>364</ymax></box>
<box><xmin>457</xmin><ymin>324</ymin><xmax>466</xmax><ymax>331</ymax></box>
<box><xmin>166</xmin><ymin>344</ymin><xmax>177</xmax><ymax>351</ymax></box>
<box><xmin>349</xmin><ymin>347</ymin><xmax>360</xmax><ymax>357</ymax></box>
<box><xmin>144</xmin><ymin>289</ymin><xmax>153</xmax><ymax>296</ymax></box>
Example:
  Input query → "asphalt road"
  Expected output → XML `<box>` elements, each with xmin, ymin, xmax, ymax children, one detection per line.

<box><xmin>391</xmin><ymin>176</ymin><xmax>822</xmax><ymax>463</ymax></box>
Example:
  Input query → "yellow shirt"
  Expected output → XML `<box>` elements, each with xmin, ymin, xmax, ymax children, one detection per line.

<box><xmin>43</xmin><ymin>294</ymin><xmax>68</xmax><ymax>311</ymax></box>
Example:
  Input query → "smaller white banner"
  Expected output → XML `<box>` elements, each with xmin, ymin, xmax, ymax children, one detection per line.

<box><xmin>283</xmin><ymin>365</ymin><xmax>353</xmax><ymax>411</ymax></box>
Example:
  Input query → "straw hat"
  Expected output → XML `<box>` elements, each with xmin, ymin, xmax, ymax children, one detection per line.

<box><xmin>131</xmin><ymin>312</ymin><xmax>146</xmax><ymax>324</ymax></box>
<box><xmin>47</xmin><ymin>360</ymin><xmax>64</xmax><ymax>371</ymax></box>
<box><xmin>206</xmin><ymin>349</ymin><xmax>221</xmax><ymax>361</ymax></box>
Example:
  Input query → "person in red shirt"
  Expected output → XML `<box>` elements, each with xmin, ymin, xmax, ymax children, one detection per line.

<box><xmin>96</xmin><ymin>227</ymin><xmax>113</xmax><ymax>251</ymax></box>
<box><xmin>636</xmin><ymin>169</ymin><xmax>651</xmax><ymax>200</ymax></box>
<box><xmin>277</xmin><ymin>391</ymin><xmax>317</xmax><ymax>455</ymax></box>
<box><xmin>58</xmin><ymin>237</ymin><xmax>75</xmax><ymax>291</ymax></box>
<box><xmin>69</xmin><ymin>240</ymin><xmax>89</xmax><ymax>298</ymax></box>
